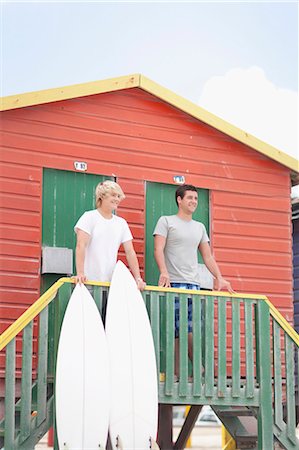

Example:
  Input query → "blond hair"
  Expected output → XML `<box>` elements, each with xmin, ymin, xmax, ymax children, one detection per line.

<box><xmin>95</xmin><ymin>180</ymin><xmax>125</xmax><ymax>208</ymax></box>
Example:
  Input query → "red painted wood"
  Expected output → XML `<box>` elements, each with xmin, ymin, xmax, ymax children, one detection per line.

<box><xmin>0</xmin><ymin>224</ymin><xmax>40</xmax><ymax>243</ymax></box>
<box><xmin>0</xmin><ymin>161</ymin><xmax>41</xmax><ymax>181</ymax></box>
<box><xmin>214</xmin><ymin>235</ymin><xmax>291</xmax><ymax>253</ymax></box>
<box><xmin>213</xmin><ymin>206</ymin><xmax>290</xmax><ymax>226</ymax></box>
<box><xmin>0</xmin><ymin>256</ymin><xmax>39</xmax><ymax>273</ymax></box>
<box><xmin>0</xmin><ymin>87</ymin><xmax>294</xmax><ymax>379</ymax></box>
<box><xmin>1</xmin><ymin>130</ymin><xmax>288</xmax><ymax>191</ymax></box>
<box><xmin>48</xmin><ymin>428</ymin><xmax>54</xmax><ymax>447</ymax></box>
<box><xmin>4</xmin><ymin>108</ymin><xmax>284</xmax><ymax>178</ymax></box>
<box><xmin>213</xmin><ymin>190</ymin><xmax>290</xmax><ymax>211</ymax></box>
<box><xmin>1</xmin><ymin>273</ymin><xmax>39</xmax><ymax>289</ymax></box>
<box><xmin>0</xmin><ymin>241</ymin><xmax>40</xmax><ymax>257</ymax></box>
<box><xmin>215</xmin><ymin>248</ymin><xmax>291</xmax><ymax>266</ymax></box>
<box><xmin>1</xmin><ymin>209</ymin><xmax>40</xmax><ymax>227</ymax></box>
<box><xmin>0</xmin><ymin>289</ymin><xmax>40</xmax><ymax>305</ymax></box>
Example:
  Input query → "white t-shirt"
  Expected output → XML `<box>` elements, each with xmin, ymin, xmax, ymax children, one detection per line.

<box><xmin>74</xmin><ymin>209</ymin><xmax>133</xmax><ymax>282</ymax></box>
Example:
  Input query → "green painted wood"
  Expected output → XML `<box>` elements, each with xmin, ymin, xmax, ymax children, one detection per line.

<box><xmin>42</xmin><ymin>169</ymin><xmax>111</xmax><ymax>251</ymax></box>
<box><xmin>20</xmin><ymin>322</ymin><xmax>33</xmax><ymax>442</ymax></box>
<box><xmin>145</xmin><ymin>181</ymin><xmax>209</xmax><ymax>387</ymax></box>
<box><xmin>158</xmin><ymin>384</ymin><xmax>259</xmax><ymax>406</ymax></box>
<box><xmin>204</xmin><ymin>297</ymin><xmax>214</xmax><ymax>397</ymax></box>
<box><xmin>244</xmin><ymin>300</ymin><xmax>254</xmax><ymax>398</ymax></box>
<box><xmin>15</xmin><ymin>393</ymin><xmax>54</xmax><ymax>449</ymax></box>
<box><xmin>145</xmin><ymin>181</ymin><xmax>209</xmax><ymax>285</ymax></box>
<box><xmin>93</xmin><ymin>286</ymin><xmax>104</xmax><ymax>316</ymax></box>
<box><xmin>4</xmin><ymin>278</ymin><xmax>299</xmax><ymax>449</ymax></box>
<box><xmin>42</xmin><ymin>275</ymin><xmax>60</xmax><ymax>380</ymax></box>
<box><xmin>52</xmin><ymin>282</ymin><xmax>72</xmax><ymax>450</ymax></box>
<box><xmin>179</xmin><ymin>294</ymin><xmax>188</xmax><ymax>397</ymax></box>
<box><xmin>165</xmin><ymin>293</ymin><xmax>175</xmax><ymax>395</ymax></box>
<box><xmin>272</xmin><ymin>425</ymin><xmax>299</xmax><ymax>450</ymax></box>
<box><xmin>254</xmin><ymin>303</ymin><xmax>260</xmax><ymax>385</ymax></box>
<box><xmin>56</xmin><ymin>283</ymin><xmax>72</xmax><ymax>346</ymax></box>
<box><xmin>217</xmin><ymin>297</ymin><xmax>227</xmax><ymax>398</ymax></box>
<box><xmin>37</xmin><ymin>307</ymin><xmax>49</xmax><ymax>426</ymax></box>
<box><xmin>5</xmin><ymin>339</ymin><xmax>16</xmax><ymax>449</ymax></box>
<box><xmin>256</xmin><ymin>301</ymin><xmax>273</xmax><ymax>450</ymax></box>
<box><xmin>273</xmin><ymin>320</ymin><xmax>284</xmax><ymax>430</ymax></box>
<box><xmin>159</xmin><ymin>293</ymin><xmax>167</xmax><ymax>374</ymax></box>
<box><xmin>192</xmin><ymin>295</ymin><xmax>202</xmax><ymax>396</ymax></box>
<box><xmin>285</xmin><ymin>334</ymin><xmax>296</xmax><ymax>443</ymax></box>
<box><xmin>41</xmin><ymin>169</ymin><xmax>113</xmax><ymax>367</ymax></box>
<box><xmin>232</xmin><ymin>298</ymin><xmax>241</xmax><ymax>398</ymax></box>
<box><xmin>146</xmin><ymin>291</ymin><xmax>161</xmax><ymax>378</ymax></box>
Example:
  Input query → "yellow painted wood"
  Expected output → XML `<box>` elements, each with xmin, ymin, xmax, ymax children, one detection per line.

<box><xmin>1</xmin><ymin>73</ymin><xmax>298</xmax><ymax>174</ymax></box>
<box><xmin>1</xmin><ymin>276</ymin><xmax>297</xmax><ymax>352</ymax></box>
<box><xmin>265</xmin><ymin>298</ymin><xmax>299</xmax><ymax>346</ymax></box>
<box><xmin>0</xmin><ymin>74</ymin><xmax>140</xmax><ymax>111</ymax></box>
<box><xmin>0</xmin><ymin>278</ymin><xmax>108</xmax><ymax>350</ymax></box>
<box><xmin>63</xmin><ymin>278</ymin><xmax>269</xmax><ymax>299</ymax></box>
<box><xmin>0</xmin><ymin>279</ymin><xmax>62</xmax><ymax>350</ymax></box>
<box><xmin>222</xmin><ymin>426</ymin><xmax>236</xmax><ymax>450</ymax></box>
<box><xmin>145</xmin><ymin>285</ymin><xmax>298</xmax><ymax>346</ymax></box>
<box><xmin>145</xmin><ymin>285</ymin><xmax>268</xmax><ymax>300</ymax></box>
<box><xmin>139</xmin><ymin>75</ymin><xmax>298</xmax><ymax>174</ymax></box>
<box><xmin>185</xmin><ymin>406</ymin><xmax>192</xmax><ymax>447</ymax></box>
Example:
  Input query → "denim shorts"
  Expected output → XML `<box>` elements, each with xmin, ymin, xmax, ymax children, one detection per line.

<box><xmin>171</xmin><ymin>283</ymin><xmax>200</xmax><ymax>338</ymax></box>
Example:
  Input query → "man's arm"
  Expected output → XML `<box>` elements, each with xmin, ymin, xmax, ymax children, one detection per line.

<box><xmin>199</xmin><ymin>241</ymin><xmax>235</xmax><ymax>294</ymax></box>
<box><xmin>123</xmin><ymin>240</ymin><xmax>146</xmax><ymax>291</ymax></box>
<box><xmin>74</xmin><ymin>229</ymin><xmax>90</xmax><ymax>284</ymax></box>
<box><xmin>154</xmin><ymin>235</ymin><xmax>171</xmax><ymax>287</ymax></box>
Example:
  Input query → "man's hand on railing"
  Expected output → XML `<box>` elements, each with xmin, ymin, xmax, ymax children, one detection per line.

<box><xmin>73</xmin><ymin>273</ymin><xmax>87</xmax><ymax>285</ymax></box>
<box><xmin>135</xmin><ymin>277</ymin><xmax>146</xmax><ymax>291</ymax></box>
<box><xmin>158</xmin><ymin>272</ymin><xmax>171</xmax><ymax>288</ymax></box>
<box><xmin>215</xmin><ymin>276</ymin><xmax>235</xmax><ymax>294</ymax></box>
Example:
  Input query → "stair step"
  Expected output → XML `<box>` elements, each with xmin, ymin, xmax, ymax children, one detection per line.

<box><xmin>217</xmin><ymin>407</ymin><xmax>255</xmax><ymax>417</ymax></box>
<box><xmin>236</xmin><ymin>444</ymin><xmax>257</xmax><ymax>450</ymax></box>
<box><xmin>235</xmin><ymin>433</ymin><xmax>258</xmax><ymax>441</ymax></box>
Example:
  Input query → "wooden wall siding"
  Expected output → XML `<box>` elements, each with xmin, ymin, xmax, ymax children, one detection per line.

<box><xmin>0</xmin><ymin>88</ymin><xmax>292</xmax><ymax>333</ymax></box>
<box><xmin>117</xmin><ymin>177</ymin><xmax>145</xmax><ymax>276</ymax></box>
<box><xmin>212</xmin><ymin>189</ymin><xmax>292</xmax><ymax>322</ymax></box>
<box><xmin>293</xmin><ymin>219</ymin><xmax>299</xmax><ymax>332</ymax></box>
<box><xmin>0</xmin><ymin>160</ymin><xmax>42</xmax><ymax>333</ymax></box>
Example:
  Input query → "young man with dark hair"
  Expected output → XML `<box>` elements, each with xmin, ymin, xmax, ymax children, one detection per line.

<box><xmin>153</xmin><ymin>184</ymin><xmax>234</xmax><ymax>375</ymax></box>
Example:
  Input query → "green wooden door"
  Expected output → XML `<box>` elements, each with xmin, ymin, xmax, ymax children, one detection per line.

<box><xmin>145</xmin><ymin>181</ymin><xmax>209</xmax><ymax>285</ymax></box>
<box><xmin>42</xmin><ymin>169</ymin><xmax>113</xmax><ymax>385</ymax></box>
<box><xmin>42</xmin><ymin>169</ymin><xmax>113</xmax><ymax>291</ymax></box>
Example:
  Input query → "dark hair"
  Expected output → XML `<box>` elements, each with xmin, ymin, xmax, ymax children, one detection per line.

<box><xmin>175</xmin><ymin>184</ymin><xmax>197</xmax><ymax>206</ymax></box>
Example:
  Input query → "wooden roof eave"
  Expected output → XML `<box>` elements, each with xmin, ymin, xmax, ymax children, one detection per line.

<box><xmin>139</xmin><ymin>75</ymin><xmax>299</xmax><ymax>182</ymax></box>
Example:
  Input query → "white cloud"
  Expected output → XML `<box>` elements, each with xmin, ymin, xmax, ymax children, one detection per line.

<box><xmin>198</xmin><ymin>66</ymin><xmax>298</xmax><ymax>160</ymax></box>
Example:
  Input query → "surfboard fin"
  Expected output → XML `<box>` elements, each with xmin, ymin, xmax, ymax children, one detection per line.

<box><xmin>149</xmin><ymin>436</ymin><xmax>160</xmax><ymax>449</ymax></box>
<box><xmin>116</xmin><ymin>435</ymin><xmax>124</xmax><ymax>450</ymax></box>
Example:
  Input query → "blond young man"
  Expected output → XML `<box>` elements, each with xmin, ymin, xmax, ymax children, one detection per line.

<box><xmin>74</xmin><ymin>180</ymin><xmax>145</xmax><ymax>290</ymax></box>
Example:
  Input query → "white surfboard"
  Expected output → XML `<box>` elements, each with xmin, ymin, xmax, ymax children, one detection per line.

<box><xmin>105</xmin><ymin>261</ymin><xmax>158</xmax><ymax>450</ymax></box>
<box><xmin>55</xmin><ymin>284</ymin><xmax>110</xmax><ymax>450</ymax></box>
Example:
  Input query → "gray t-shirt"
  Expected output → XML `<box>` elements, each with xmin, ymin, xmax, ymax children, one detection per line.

<box><xmin>153</xmin><ymin>215</ymin><xmax>210</xmax><ymax>285</ymax></box>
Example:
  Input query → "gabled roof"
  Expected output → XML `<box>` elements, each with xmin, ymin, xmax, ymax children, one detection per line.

<box><xmin>1</xmin><ymin>73</ymin><xmax>298</xmax><ymax>180</ymax></box>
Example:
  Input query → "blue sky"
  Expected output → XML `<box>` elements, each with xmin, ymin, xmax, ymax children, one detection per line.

<box><xmin>1</xmin><ymin>1</ymin><xmax>298</xmax><ymax>159</ymax></box>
